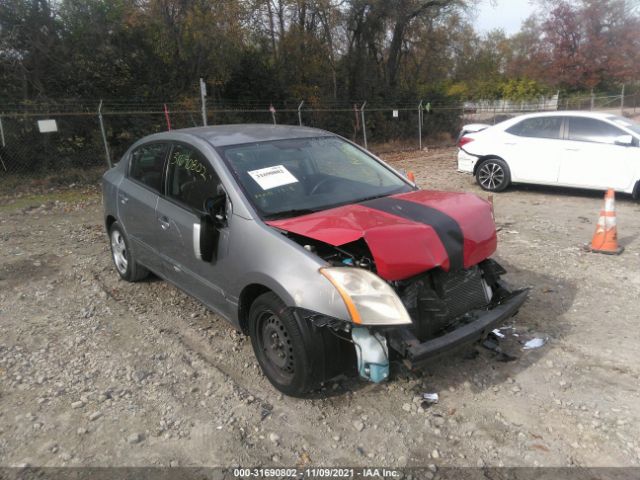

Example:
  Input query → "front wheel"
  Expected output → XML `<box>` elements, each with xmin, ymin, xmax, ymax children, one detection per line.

<box><xmin>476</xmin><ymin>158</ymin><xmax>511</xmax><ymax>192</ymax></box>
<box><xmin>248</xmin><ymin>292</ymin><xmax>352</xmax><ymax>397</ymax></box>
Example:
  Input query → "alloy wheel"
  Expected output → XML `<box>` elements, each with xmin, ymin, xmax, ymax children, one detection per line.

<box><xmin>478</xmin><ymin>162</ymin><xmax>505</xmax><ymax>190</ymax></box>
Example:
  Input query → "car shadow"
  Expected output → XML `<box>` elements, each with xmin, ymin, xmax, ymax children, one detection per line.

<box><xmin>506</xmin><ymin>183</ymin><xmax>637</xmax><ymax>203</ymax></box>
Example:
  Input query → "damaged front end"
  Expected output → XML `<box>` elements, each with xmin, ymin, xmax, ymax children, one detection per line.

<box><xmin>270</xmin><ymin>190</ymin><xmax>527</xmax><ymax>383</ymax></box>
<box><xmin>296</xmin><ymin>238</ymin><xmax>527</xmax><ymax>384</ymax></box>
<box><xmin>388</xmin><ymin>259</ymin><xmax>528</xmax><ymax>370</ymax></box>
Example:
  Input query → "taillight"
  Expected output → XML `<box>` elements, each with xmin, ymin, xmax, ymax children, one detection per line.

<box><xmin>458</xmin><ymin>136</ymin><xmax>474</xmax><ymax>148</ymax></box>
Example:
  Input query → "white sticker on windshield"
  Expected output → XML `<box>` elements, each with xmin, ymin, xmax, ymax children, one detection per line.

<box><xmin>247</xmin><ymin>165</ymin><xmax>299</xmax><ymax>190</ymax></box>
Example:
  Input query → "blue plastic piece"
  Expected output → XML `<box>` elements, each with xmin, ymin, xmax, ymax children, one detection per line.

<box><xmin>366</xmin><ymin>362</ymin><xmax>389</xmax><ymax>383</ymax></box>
<box><xmin>351</xmin><ymin>326</ymin><xmax>390</xmax><ymax>383</ymax></box>
<box><xmin>342</xmin><ymin>258</ymin><xmax>354</xmax><ymax>265</ymax></box>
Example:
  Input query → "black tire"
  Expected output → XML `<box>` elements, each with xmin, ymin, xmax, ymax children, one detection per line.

<box><xmin>248</xmin><ymin>292</ymin><xmax>353</xmax><ymax>397</ymax></box>
<box><xmin>475</xmin><ymin>158</ymin><xmax>511</xmax><ymax>192</ymax></box>
<box><xmin>108</xmin><ymin>221</ymin><xmax>149</xmax><ymax>282</ymax></box>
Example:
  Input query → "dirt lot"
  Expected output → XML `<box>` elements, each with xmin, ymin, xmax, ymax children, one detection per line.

<box><xmin>1</xmin><ymin>147</ymin><xmax>639</xmax><ymax>468</ymax></box>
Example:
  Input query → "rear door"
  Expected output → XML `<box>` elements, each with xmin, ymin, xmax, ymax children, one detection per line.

<box><xmin>155</xmin><ymin>142</ymin><xmax>230</xmax><ymax>314</ymax></box>
<box><xmin>503</xmin><ymin>116</ymin><xmax>564</xmax><ymax>184</ymax></box>
<box><xmin>117</xmin><ymin>142</ymin><xmax>169</xmax><ymax>273</ymax></box>
<box><xmin>558</xmin><ymin>116</ymin><xmax>634</xmax><ymax>191</ymax></box>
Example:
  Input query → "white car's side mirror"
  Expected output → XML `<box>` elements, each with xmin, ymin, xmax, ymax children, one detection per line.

<box><xmin>614</xmin><ymin>134</ymin><xmax>634</xmax><ymax>147</ymax></box>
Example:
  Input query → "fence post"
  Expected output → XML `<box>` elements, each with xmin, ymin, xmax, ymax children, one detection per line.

<box><xmin>98</xmin><ymin>100</ymin><xmax>112</xmax><ymax>169</ymax></box>
<box><xmin>590</xmin><ymin>89</ymin><xmax>594</xmax><ymax>110</ymax></box>
<box><xmin>417</xmin><ymin>100</ymin><xmax>423</xmax><ymax>151</ymax></box>
<box><xmin>360</xmin><ymin>102</ymin><xmax>367</xmax><ymax>150</ymax></box>
<box><xmin>163</xmin><ymin>104</ymin><xmax>172</xmax><ymax>131</ymax></box>
<box><xmin>0</xmin><ymin>115</ymin><xmax>6</xmax><ymax>172</ymax></box>
<box><xmin>0</xmin><ymin>115</ymin><xmax>5</xmax><ymax>147</ymax></box>
<box><xmin>200</xmin><ymin>78</ymin><xmax>208</xmax><ymax>126</ymax></box>
<box><xmin>620</xmin><ymin>84</ymin><xmax>625</xmax><ymax>115</ymax></box>
<box><xmin>298</xmin><ymin>101</ymin><xmax>304</xmax><ymax>126</ymax></box>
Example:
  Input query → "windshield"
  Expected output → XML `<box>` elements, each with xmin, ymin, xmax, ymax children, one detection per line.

<box><xmin>608</xmin><ymin>115</ymin><xmax>640</xmax><ymax>135</ymax></box>
<box><xmin>220</xmin><ymin>136</ymin><xmax>412</xmax><ymax>219</ymax></box>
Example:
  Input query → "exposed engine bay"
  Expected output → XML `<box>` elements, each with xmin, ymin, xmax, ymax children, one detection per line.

<box><xmin>288</xmin><ymin>232</ymin><xmax>507</xmax><ymax>343</ymax></box>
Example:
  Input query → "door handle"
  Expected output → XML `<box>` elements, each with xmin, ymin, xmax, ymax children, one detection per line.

<box><xmin>159</xmin><ymin>216</ymin><xmax>170</xmax><ymax>230</ymax></box>
<box><xmin>119</xmin><ymin>194</ymin><xmax>129</xmax><ymax>204</ymax></box>
<box><xmin>565</xmin><ymin>147</ymin><xmax>580</xmax><ymax>151</ymax></box>
<box><xmin>504</xmin><ymin>142</ymin><xmax>516</xmax><ymax>146</ymax></box>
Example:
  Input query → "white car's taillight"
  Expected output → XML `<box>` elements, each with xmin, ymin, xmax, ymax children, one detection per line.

<box><xmin>458</xmin><ymin>136</ymin><xmax>474</xmax><ymax>148</ymax></box>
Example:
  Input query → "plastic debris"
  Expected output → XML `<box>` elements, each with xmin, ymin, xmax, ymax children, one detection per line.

<box><xmin>523</xmin><ymin>337</ymin><xmax>546</xmax><ymax>350</ymax></box>
<box><xmin>491</xmin><ymin>328</ymin><xmax>505</xmax><ymax>338</ymax></box>
<box><xmin>422</xmin><ymin>393</ymin><xmax>439</xmax><ymax>404</ymax></box>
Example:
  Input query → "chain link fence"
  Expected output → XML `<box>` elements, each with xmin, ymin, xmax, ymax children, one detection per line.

<box><xmin>1</xmin><ymin>91</ymin><xmax>638</xmax><ymax>185</ymax></box>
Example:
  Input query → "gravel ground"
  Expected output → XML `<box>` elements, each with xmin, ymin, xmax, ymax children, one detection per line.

<box><xmin>1</xmin><ymin>147</ymin><xmax>639</xmax><ymax>468</ymax></box>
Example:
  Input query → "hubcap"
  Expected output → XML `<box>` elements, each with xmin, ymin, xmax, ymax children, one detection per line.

<box><xmin>479</xmin><ymin>162</ymin><xmax>505</xmax><ymax>190</ymax></box>
<box><xmin>110</xmin><ymin>230</ymin><xmax>128</xmax><ymax>275</ymax></box>
<box><xmin>259</xmin><ymin>313</ymin><xmax>294</xmax><ymax>376</ymax></box>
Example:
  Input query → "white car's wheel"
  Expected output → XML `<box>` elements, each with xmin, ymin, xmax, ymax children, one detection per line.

<box><xmin>476</xmin><ymin>158</ymin><xmax>511</xmax><ymax>192</ymax></box>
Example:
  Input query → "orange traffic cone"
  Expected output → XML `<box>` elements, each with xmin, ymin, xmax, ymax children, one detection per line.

<box><xmin>590</xmin><ymin>189</ymin><xmax>624</xmax><ymax>255</ymax></box>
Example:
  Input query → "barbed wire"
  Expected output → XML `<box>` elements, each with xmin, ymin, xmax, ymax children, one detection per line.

<box><xmin>0</xmin><ymin>94</ymin><xmax>632</xmax><ymax>119</ymax></box>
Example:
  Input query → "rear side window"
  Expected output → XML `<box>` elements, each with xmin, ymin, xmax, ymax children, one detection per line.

<box><xmin>567</xmin><ymin>117</ymin><xmax>625</xmax><ymax>144</ymax></box>
<box><xmin>129</xmin><ymin>143</ymin><xmax>168</xmax><ymax>192</ymax></box>
<box><xmin>166</xmin><ymin>144</ymin><xmax>220</xmax><ymax>212</ymax></box>
<box><xmin>506</xmin><ymin>117</ymin><xmax>562</xmax><ymax>139</ymax></box>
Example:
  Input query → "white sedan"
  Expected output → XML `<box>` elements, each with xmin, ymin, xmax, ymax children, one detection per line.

<box><xmin>457</xmin><ymin>111</ymin><xmax>640</xmax><ymax>197</ymax></box>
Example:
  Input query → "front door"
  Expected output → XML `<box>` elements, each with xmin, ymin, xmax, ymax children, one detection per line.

<box><xmin>559</xmin><ymin>116</ymin><xmax>634</xmax><ymax>191</ymax></box>
<box><xmin>155</xmin><ymin>143</ymin><xmax>230</xmax><ymax>315</ymax></box>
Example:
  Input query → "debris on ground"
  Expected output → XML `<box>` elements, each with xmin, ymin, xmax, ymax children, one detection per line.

<box><xmin>523</xmin><ymin>337</ymin><xmax>547</xmax><ymax>350</ymax></box>
<box><xmin>422</xmin><ymin>393</ymin><xmax>439</xmax><ymax>404</ymax></box>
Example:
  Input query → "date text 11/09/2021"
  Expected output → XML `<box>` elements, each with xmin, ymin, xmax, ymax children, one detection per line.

<box><xmin>233</xmin><ymin>467</ymin><xmax>402</xmax><ymax>478</ymax></box>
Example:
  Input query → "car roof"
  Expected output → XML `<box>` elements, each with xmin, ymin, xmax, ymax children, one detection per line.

<box><xmin>145</xmin><ymin>124</ymin><xmax>334</xmax><ymax>147</ymax></box>
<box><xmin>512</xmin><ymin>110</ymin><xmax>618</xmax><ymax>121</ymax></box>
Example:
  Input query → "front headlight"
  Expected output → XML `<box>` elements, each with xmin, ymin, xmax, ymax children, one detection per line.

<box><xmin>320</xmin><ymin>267</ymin><xmax>412</xmax><ymax>326</ymax></box>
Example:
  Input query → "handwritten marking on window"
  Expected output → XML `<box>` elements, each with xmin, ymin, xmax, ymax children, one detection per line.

<box><xmin>171</xmin><ymin>152</ymin><xmax>207</xmax><ymax>180</ymax></box>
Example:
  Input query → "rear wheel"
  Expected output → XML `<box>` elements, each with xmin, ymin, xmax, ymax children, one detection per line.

<box><xmin>109</xmin><ymin>222</ymin><xmax>149</xmax><ymax>282</ymax></box>
<box><xmin>476</xmin><ymin>158</ymin><xmax>510</xmax><ymax>192</ymax></box>
<box><xmin>248</xmin><ymin>292</ymin><xmax>352</xmax><ymax>397</ymax></box>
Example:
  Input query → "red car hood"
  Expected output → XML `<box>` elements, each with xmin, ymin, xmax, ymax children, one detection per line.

<box><xmin>266</xmin><ymin>190</ymin><xmax>497</xmax><ymax>281</ymax></box>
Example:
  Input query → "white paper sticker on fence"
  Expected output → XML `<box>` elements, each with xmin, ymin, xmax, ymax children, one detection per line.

<box><xmin>37</xmin><ymin>119</ymin><xmax>58</xmax><ymax>133</ymax></box>
<box><xmin>393</xmin><ymin>110</ymin><xmax>399</xmax><ymax>118</ymax></box>
<box><xmin>248</xmin><ymin>165</ymin><xmax>299</xmax><ymax>190</ymax></box>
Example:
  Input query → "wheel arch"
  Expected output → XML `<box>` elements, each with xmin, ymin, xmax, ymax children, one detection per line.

<box><xmin>238</xmin><ymin>283</ymin><xmax>274</xmax><ymax>334</ymax></box>
<box><xmin>105</xmin><ymin>214</ymin><xmax>117</xmax><ymax>233</ymax></box>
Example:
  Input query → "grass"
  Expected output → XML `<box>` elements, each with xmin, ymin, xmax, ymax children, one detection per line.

<box><xmin>0</xmin><ymin>185</ymin><xmax>100</xmax><ymax>213</ymax></box>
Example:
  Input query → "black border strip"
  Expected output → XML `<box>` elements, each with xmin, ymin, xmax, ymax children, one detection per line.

<box><xmin>360</xmin><ymin>196</ymin><xmax>464</xmax><ymax>271</ymax></box>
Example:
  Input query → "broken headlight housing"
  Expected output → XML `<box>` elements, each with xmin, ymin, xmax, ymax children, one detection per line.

<box><xmin>320</xmin><ymin>267</ymin><xmax>412</xmax><ymax>326</ymax></box>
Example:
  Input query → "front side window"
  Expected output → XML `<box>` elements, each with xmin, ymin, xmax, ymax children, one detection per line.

<box><xmin>166</xmin><ymin>144</ymin><xmax>220</xmax><ymax>212</ymax></box>
<box><xmin>129</xmin><ymin>143</ymin><xmax>169</xmax><ymax>192</ymax></box>
<box><xmin>567</xmin><ymin>117</ymin><xmax>626</xmax><ymax>144</ymax></box>
<box><xmin>506</xmin><ymin>117</ymin><xmax>562</xmax><ymax>139</ymax></box>
<box><xmin>220</xmin><ymin>136</ymin><xmax>412</xmax><ymax>219</ymax></box>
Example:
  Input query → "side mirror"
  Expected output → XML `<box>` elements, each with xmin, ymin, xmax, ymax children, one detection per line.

<box><xmin>204</xmin><ymin>185</ymin><xmax>228</xmax><ymax>227</ymax></box>
<box><xmin>614</xmin><ymin>134</ymin><xmax>634</xmax><ymax>147</ymax></box>
<box><xmin>194</xmin><ymin>215</ymin><xmax>218</xmax><ymax>262</ymax></box>
<box><xmin>196</xmin><ymin>189</ymin><xmax>228</xmax><ymax>262</ymax></box>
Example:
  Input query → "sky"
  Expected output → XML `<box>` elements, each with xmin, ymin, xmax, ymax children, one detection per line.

<box><xmin>473</xmin><ymin>0</ymin><xmax>537</xmax><ymax>36</ymax></box>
